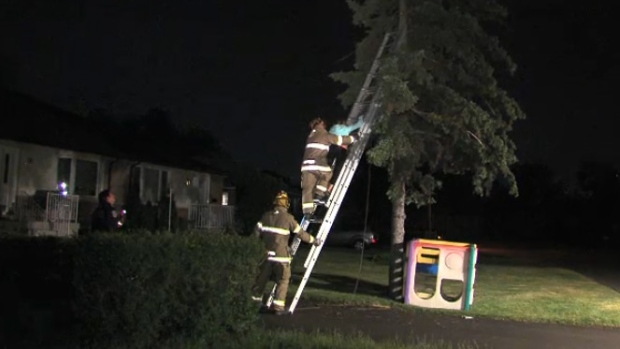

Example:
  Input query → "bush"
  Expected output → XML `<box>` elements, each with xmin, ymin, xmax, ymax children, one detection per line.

<box><xmin>0</xmin><ymin>233</ymin><xmax>264</xmax><ymax>348</ymax></box>
<box><xmin>0</xmin><ymin>236</ymin><xmax>76</xmax><ymax>348</ymax></box>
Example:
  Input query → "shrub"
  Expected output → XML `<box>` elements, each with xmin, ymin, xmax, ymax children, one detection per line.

<box><xmin>72</xmin><ymin>232</ymin><xmax>264</xmax><ymax>348</ymax></box>
<box><xmin>0</xmin><ymin>233</ymin><xmax>264</xmax><ymax>349</ymax></box>
<box><xmin>0</xmin><ymin>236</ymin><xmax>75</xmax><ymax>348</ymax></box>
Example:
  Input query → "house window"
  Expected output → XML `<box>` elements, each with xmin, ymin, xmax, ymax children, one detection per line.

<box><xmin>57</xmin><ymin>158</ymin><xmax>72</xmax><ymax>185</ymax></box>
<box><xmin>221</xmin><ymin>192</ymin><xmax>229</xmax><ymax>206</ymax></box>
<box><xmin>74</xmin><ymin>160</ymin><xmax>98</xmax><ymax>196</ymax></box>
<box><xmin>141</xmin><ymin>167</ymin><xmax>169</xmax><ymax>204</ymax></box>
<box><xmin>56</xmin><ymin>158</ymin><xmax>99</xmax><ymax>196</ymax></box>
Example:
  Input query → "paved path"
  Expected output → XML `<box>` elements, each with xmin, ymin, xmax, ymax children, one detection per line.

<box><xmin>260</xmin><ymin>305</ymin><xmax>620</xmax><ymax>349</ymax></box>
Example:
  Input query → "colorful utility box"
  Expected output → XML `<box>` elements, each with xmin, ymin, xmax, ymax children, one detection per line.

<box><xmin>404</xmin><ymin>238</ymin><xmax>478</xmax><ymax>310</ymax></box>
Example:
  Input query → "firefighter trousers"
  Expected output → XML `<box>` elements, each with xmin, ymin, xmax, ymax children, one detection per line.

<box><xmin>252</xmin><ymin>260</ymin><xmax>291</xmax><ymax>310</ymax></box>
<box><xmin>301</xmin><ymin>170</ymin><xmax>332</xmax><ymax>214</ymax></box>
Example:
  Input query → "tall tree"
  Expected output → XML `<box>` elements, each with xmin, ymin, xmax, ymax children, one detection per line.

<box><xmin>332</xmin><ymin>0</ymin><xmax>525</xmax><ymax>300</ymax></box>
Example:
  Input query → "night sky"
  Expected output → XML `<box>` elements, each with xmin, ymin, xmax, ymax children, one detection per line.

<box><xmin>2</xmin><ymin>0</ymin><xmax>617</xmax><ymax>182</ymax></box>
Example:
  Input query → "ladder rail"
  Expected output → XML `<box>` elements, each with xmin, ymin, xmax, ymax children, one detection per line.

<box><xmin>264</xmin><ymin>31</ymin><xmax>396</xmax><ymax>313</ymax></box>
<box><xmin>287</xmin><ymin>32</ymin><xmax>396</xmax><ymax>314</ymax></box>
<box><xmin>290</xmin><ymin>99</ymin><xmax>384</xmax><ymax>313</ymax></box>
<box><xmin>303</xmin><ymin>103</ymin><xmax>381</xmax><ymax>268</ymax></box>
<box><xmin>346</xmin><ymin>33</ymin><xmax>393</xmax><ymax>125</ymax></box>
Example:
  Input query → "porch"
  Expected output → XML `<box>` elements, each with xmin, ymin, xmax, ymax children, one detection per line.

<box><xmin>15</xmin><ymin>190</ymin><xmax>80</xmax><ymax>236</ymax></box>
<box><xmin>188</xmin><ymin>204</ymin><xmax>235</xmax><ymax>230</ymax></box>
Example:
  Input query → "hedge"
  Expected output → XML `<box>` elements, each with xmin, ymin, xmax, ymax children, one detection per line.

<box><xmin>0</xmin><ymin>232</ymin><xmax>264</xmax><ymax>348</ymax></box>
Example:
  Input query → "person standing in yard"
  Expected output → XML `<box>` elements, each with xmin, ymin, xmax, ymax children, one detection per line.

<box><xmin>251</xmin><ymin>191</ymin><xmax>322</xmax><ymax>315</ymax></box>
<box><xmin>300</xmin><ymin>117</ymin><xmax>356</xmax><ymax>216</ymax></box>
<box><xmin>91</xmin><ymin>189</ymin><xmax>124</xmax><ymax>232</ymax></box>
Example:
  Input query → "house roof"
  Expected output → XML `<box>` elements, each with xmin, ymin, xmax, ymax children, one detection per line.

<box><xmin>0</xmin><ymin>89</ymin><xmax>121</xmax><ymax>157</ymax></box>
<box><xmin>0</xmin><ymin>89</ymin><xmax>227</xmax><ymax>175</ymax></box>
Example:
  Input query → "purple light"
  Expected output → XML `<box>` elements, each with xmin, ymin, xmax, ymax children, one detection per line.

<box><xmin>58</xmin><ymin>182</ymin><xmax>68</xmax><ymax>196</ymax></box>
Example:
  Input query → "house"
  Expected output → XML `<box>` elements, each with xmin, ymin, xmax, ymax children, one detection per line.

<box><xmin>0</xmin><ymin>90</ymin><xmax>235</xmax><ymax>236</ymax></box>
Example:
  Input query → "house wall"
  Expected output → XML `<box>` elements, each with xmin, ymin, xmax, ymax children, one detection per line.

<box><xmin>0</xmin><ymin>139</ymin><xmax>112</xmax><ymax>228</ymax></box>
<box><xmin>7</xmin><ymin>141</ymin><xmax>106</xmax><ymax>197</ymax></box>
<box><xmin>105</xmin><ymin>162</ymin><xmax>226</xmax><ymax>220</ymax></box>
<box><xmin>107</xmin><ymin>160</ymin><xmax>135</xmax><ymax>207</ymax></box>
<box><xmin>169</xmin><ymin>169</ymin><xmax>210</xmax><ymax>209</ymax></box>
<box><xmin>0</xmin><ymin>138</ymin><xmax>233</xmax><ymax>232</ymax></box>
<box><xmin>1</xmin><ymin>138</ymin><xmax>103</xmax><ymax>196</ymax></box>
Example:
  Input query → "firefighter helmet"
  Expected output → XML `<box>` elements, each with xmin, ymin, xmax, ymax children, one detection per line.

<box><xmin>273</xmin><ymin>190</ymin><xmax>290</xmax><ymax>209</ymax></box>
<box><xmin>309</xmin><ymin>117</ymin><xmax>325</xmax><ymax>130</ymax></box>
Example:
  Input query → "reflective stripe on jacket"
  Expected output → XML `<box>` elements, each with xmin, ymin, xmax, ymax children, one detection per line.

<box><xmin>301</xmin><ymin>128</ymin><xmax>354</xmax><ymax>172</ymax></box>
<box><xmin>254</xmin><ymin>206</ymin><xmax>316</xmax><ymax>261</ymax></box>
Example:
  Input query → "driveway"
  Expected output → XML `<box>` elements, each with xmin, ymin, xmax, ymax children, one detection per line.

<box><xmin>260</xmin><ymin>305</ymin><xmax>620</xmax><ymax>349</ymax></box>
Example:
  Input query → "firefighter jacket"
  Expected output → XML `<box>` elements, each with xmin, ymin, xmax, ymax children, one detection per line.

<box><xmin>254</xmin><ymin>205</ymin><xmax>316</xmax><ymax>263</ymax></box>
<box><xmin>301</xmin><ymin>127</ymin><xmax>355</xmax><ymax>172</ymax></box>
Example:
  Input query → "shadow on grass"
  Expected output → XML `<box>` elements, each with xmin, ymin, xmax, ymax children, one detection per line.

<box><xmin>291</xmin><ymin>272</ymin><xmax>387</xmax><ymax>298</ymax></box>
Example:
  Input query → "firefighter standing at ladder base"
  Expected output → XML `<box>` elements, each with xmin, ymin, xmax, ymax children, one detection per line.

<box><xmin>251</xmin><ymin>191</ymin><xmax>322</xmax><ymax>315</ymax></box>
<box><xmin>300</xmin><ymin>117</ymin><xmax>356</xmax><ymax>215</ymax></box>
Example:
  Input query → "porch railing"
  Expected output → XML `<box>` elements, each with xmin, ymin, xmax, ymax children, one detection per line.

<box><xmin>16</xmin><ymin>191</ymin><xmax>79</xmax><ymax>235</ymax></box>
<box><xmin>188</xmin><ymin>204</ymin><xmax>235</xmax><ymax>230</ymax></box>
<box><xmin>46</xmin><ymin>193</ymin><xmax>79</xmax><ymax>235</ymax></box>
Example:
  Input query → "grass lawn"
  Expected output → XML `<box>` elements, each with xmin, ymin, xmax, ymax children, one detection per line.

<box><xmin>286</xmin><ymin>245</ymin><xmax>620</xmax><ymax>328</ymax></box>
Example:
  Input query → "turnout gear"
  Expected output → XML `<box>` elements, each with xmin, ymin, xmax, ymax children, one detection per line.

<box><xmin>308</xmin><ymin>117</ymin><xmax>325</xmax><ymax>130</ymax></box>
<box><xmin>300</xmin><ymin>121</ymin><xmax>355</xmax><ymax>215</ymax></box>
<box><xmin>252</xmin><ymin>193</ymin><xmax>320</xmax><ymax>313</ymax></box>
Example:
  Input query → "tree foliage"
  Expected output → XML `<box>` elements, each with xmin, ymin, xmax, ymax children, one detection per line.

<box><xmin>333</xmin><ymin>0</ymin><xmax>525</xmax><ymax>205</ymax></box>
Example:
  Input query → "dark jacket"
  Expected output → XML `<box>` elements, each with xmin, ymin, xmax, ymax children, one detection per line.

<box><xmin>301</xmin><ymin>128</ymin><xmax>355</xmax><ymax>172</ymax></box>
<box><xmin>254</xmin><ymin>205</ymin><xmax>316</xmax><ymax>262</ymax></box>
<box><xmin>91</xmin><ymin>202</ymin><xmax>119</xmax><ymax>232</ymax></box>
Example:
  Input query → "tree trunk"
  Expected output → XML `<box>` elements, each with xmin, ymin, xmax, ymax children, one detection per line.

<box><xmin>388</xmin><ymin>178</ymin><xmax>406</xmax><ymax>300</ymax></box>
<box><xmin>398</xmin><ymin>0</ymin><xmax>407</xmax><ymax>47</ymax></box>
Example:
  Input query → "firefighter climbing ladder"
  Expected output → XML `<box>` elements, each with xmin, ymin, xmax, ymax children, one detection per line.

<box><xmin>266</xmin><ymin>32</ymin><xmax>398</xmax><ymax>313</ymax></box>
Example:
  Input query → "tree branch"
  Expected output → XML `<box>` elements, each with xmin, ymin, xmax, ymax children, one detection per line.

<box><xmin>467</xmin><ymin>130</ymin><xmax>484</xmax><ymax>146</ymax></box>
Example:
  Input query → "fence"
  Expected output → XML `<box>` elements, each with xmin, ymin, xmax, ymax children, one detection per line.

<box><xmin>46</xmin><ymin>192</ymin><xmax>79</xmax><ymax>235</ymax></box>
<box><xmin>188</xmin><ymin>204</ymin><xmax>235</xmax><ymax>230</ymax></box>
<box><xmin>16</xmin><ymin>191</ymin><xmax>79</xmax><ymax>236</ymax></box>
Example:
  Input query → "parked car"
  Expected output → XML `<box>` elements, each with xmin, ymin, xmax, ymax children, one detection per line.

<box><xmin>325</xmin><ymin>229</ymin><xmax>377</xmax><ymax>250</ymax></box>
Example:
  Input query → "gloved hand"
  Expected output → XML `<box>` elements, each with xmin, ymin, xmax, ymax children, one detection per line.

<box><xmin>313</xmin><ymin>238</ymin><xmax>323</xmax><ymax>246</ymax></box>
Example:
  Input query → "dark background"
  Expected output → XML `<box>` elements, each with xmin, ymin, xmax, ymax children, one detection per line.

<box><xmin>2</xmin><ymin>0</ymin><xmax>619</xmax><ymax>245</ymax></box>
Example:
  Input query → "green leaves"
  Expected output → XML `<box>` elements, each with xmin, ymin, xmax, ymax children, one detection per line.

<box><xmin>337</xmin><ymin>0</ymin><xmax>525</xmax><ymax>206</ymax></box>
<box><xmin>0</xmin><ymin>234</ymin><xmax>265</xmax><ymax>348</ymax></box>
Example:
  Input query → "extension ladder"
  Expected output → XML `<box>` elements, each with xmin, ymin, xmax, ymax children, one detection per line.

<box><xmin>266</xmin><ymin>32</ymin><xmax>397</xmax><ymax>313</ymax></box>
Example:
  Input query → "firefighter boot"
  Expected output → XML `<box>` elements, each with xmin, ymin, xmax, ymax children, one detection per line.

<box><xmin>258</xmin><ymin>304</ymin><xmax>272</xmax><ymax>314</ymax></box>
<box><xmin>313</xmin><ymin>192</ymin><xmax>330</xmax><ymax>206</ymax></box>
